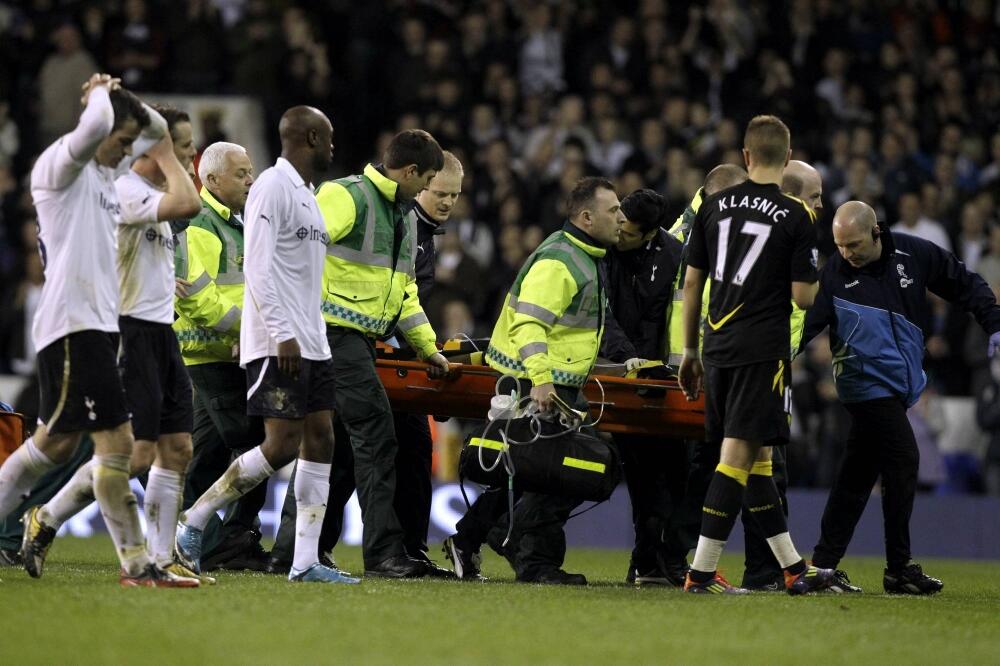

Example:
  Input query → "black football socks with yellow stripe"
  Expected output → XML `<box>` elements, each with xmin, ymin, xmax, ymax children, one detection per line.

<box><xmin>689</xmin><ymin>463</ymin><xmax>747</xmax><ymax>583</ymax></box>
<box><xmin>745</xmin><ymin>460</ymin><xmax>806</xmax><ymax>576</ymax></box>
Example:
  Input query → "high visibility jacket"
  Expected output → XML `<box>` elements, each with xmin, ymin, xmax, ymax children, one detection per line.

<box><xmin>486</xmin><ymin>224</ymin><xmax>606</xmax><ymax>388</ymax></box>
<box><xmin>315</xmin><ymin>164</ymin><xmax>437</xmax><ymax>359</ymax></box>
<box><xmin>173</xmin><ymin>188</ymin><xmax>244</xmax><ymax>366</ymax></box>
<box><xmin>665</xmin><ymin>188</ymin><xmax>709</xmax><ymax>365</ymax></box>
<box><xmin>665</xmin><ymin>187</ymin><xmax>807</xmax><ymax>362</ymax></box>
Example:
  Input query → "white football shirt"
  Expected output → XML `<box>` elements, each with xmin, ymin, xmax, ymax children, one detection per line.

<box><xmin>240</xmin><ymin>157</ymin><xmax>331</xmax><ymax>365</ymax></box>
<box><xmin>115</xmin><ymin>170</ymin><xmax>174</xmax><ymax>324</ymax></box>
<box><xmin>30</xmin><ymin>88</ymin><xmax>166</xmax><ymax>352</ymax></box>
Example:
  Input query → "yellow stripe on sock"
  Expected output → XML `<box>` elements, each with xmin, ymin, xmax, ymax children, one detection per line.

<box><xmin>716</xmin><ymin>463</ymin><xmax>749</xmax><ymax>486</ymax></box>
<box><xmin>750</xmin><ymin>461</ymin><xmax>773</xmax><ymax>477</ymax></box>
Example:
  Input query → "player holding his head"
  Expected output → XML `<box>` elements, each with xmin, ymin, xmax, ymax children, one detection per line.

<box><xmin>679</xmin><ymin>115</ymin><xmax>835</xmax><ymax>594</ymax></box>
<box><xmin>0</xmin><ymin>74</ymin><xmax>197</xmax><ymax>586</ymax></box>
<box><xmin>18</xmin><ymin>104</ymin><xmax>207</xmax><ymax>581</ymax></box>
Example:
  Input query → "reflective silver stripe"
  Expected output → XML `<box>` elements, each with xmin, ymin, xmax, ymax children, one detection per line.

<box><xmin>326</xmin><ymin>176</ymin><xmax>382</xmax><ymax>265</ymax></box>
<box><xmin>174</xmin><ymin>230</ymin><xmax>188</xmax><ymax>278</ymax></box>
<box><xmin>212</xmin><ymin>305</ymin><xmax>241</xmax><ymax>333</ymax></box>
<box><xmin>215</xmin><ymin>272</ymin><xmax>245</xmax><ymax>285</ymax></box>
<box><xmin>667</xmin><ymin>352</ymin><xmax>684</xmax><ymax>366</ymax></box>
<box><xmin>326</xmin><ymin>244</ymin><xmax>393</xmax><ymax>268</ymax></box>
<box><xmin>512</xmin><ymin>299</ymin><xmax>558</xmax><ymax>325</ymax></box>
<box><xmin>224</xmin><ymin>227</ymin><xmax>241</xmax><ymax>272</ymax></box>
<box><xmin>325</xmin><ymin>178</ymin><xmax>417</xmax><ymax>276</ymax></box>
<box><xmin>549</xmin><ymin>241</ymin><xmax>596</xmax><ymax>281</ymax></box>
<box><xmin>187</xmin><ymin>271</ymin><xmax>212</xmax><ymax>296</ymax></box>
<box><xmin>399</xmin><ymin>211</ymin><xmax>418</xmax><ymax>277</ymax></box>
<box><xmin>518</xmin><ymin>342</ymin><xmax>548</xmax><ymax>360</ymax></box>
<box><xmin>575</xmin><ymin>282</ymin><xmax>595</xmax><ymax>312</ymax></box>
<box><xmin>556</xmin><ymin>312</ymin><xmax>600</xmax><ymax>328</ymax></box>
<box><xmin>397</xmin><ymin>311</ymin><xmax>429</xmax><ymax>331</ymax></box>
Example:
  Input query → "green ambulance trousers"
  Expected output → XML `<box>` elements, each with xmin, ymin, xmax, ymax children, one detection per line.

<box><xmin>186</xmin><ymin>362</ymin><xmax>268</xmax><ymax>555</ymax></box>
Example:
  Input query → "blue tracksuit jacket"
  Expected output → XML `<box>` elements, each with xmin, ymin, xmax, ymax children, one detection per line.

<box><xmin>801</xmin><ymin>231</ymin><xmax>1000</xmax><ymax>408</ymax></box>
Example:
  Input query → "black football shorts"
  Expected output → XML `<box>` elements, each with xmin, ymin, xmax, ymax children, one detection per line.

<box><xmin>119</xmin><ymin>316</ymin><xmax>194</xmax><ymax>441</ymax></box>
<box><xmin>704</xmin><ymin>358</ymin><xmax>791</xmax><ymax>445</ymax></box>
<box><xmin>37</xmin><ymin>330</ymin><xmax>130</xmax><ymax>434</ymax></box>
<box><xmin>245</xmin><ymin>356</ymin><xmax>336</xmax><ymax>420</ymax></box>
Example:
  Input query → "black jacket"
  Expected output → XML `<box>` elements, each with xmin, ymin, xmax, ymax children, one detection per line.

<box><xmin>411</xmin><ymin>201</ymin><xmax>443</xmax><ymax>304</ymax></box>
<box><xmin>802</xmin><ymin>231</ymin><xmax>1000</xmax><ymax>407</ymax></box>
<box><xmin>601</xmin><ymin>228</ymin><xmax>683</xmax><ymax>361</ymax></box>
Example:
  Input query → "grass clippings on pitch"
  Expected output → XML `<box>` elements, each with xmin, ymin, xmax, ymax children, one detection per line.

<box><xmin>1</xmin><ymin>537</ymin><xmax>998</xmax><ymax>665</ymax></box>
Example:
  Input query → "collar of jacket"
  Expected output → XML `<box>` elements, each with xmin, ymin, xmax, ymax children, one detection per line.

<box><xmin>837</xmin><ymin>228</ymin><xmax>898</xmax><ymax>276</ymax></box>
<box><xmin>364</xmin><ymin>163</ymin><xmax>400</xmax><ymax>203</ymax></box>
<box><xmin>412</xmin><ymin>201</ymin><xmax>445</xmax><ymax>242</ymax></box>
<box><xmin>561</xmin><ymin>221</ymin><xmax>607</xmax><ymax>258</ymax></box>
<box><xmin>201</xmin><ymin>186</ymin><xmax>233</xmax><ymax>222</ymax></box>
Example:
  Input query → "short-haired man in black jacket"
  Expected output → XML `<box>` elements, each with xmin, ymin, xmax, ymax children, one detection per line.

<box><xmin>600</xmin><ymin>189</ymin><xmax>688</xmax><ymax>585</ymax></box>
<box><xmin>802</xmin><ymin>200</ymin><xmax>1000</xmax><ymax>594</ymax></box>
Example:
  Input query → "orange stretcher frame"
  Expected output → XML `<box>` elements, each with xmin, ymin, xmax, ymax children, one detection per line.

<box><xmin>375</xmin><ymin>359</ymin><xmax>705</xmax><ymax>438</ymax></box>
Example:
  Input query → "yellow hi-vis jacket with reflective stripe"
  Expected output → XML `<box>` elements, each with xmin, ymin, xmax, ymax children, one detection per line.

<box><xmin>173</xmin><ymin>188</ymin><xmax>244</xmax><ymax>366</ymax></box>
<box><xmin>664</xmin><ymin>187</ymin><xmax>807</xmax><ymax>363</ymax></box>
<box><xmin>486</xmin><ymin>224</ymin><xmax>607</xmax><ymax>388</ymax></box>
<box><xmin>314</xmin><ymin>164</ymin><xmax>438</xmax><ymax>359</ymax></box>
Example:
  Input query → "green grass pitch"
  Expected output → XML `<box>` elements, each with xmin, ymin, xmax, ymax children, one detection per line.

<box><xmin>1</xmin><ymin>536</ymin><xmax>998</xmax><ymax>665</ymax></box>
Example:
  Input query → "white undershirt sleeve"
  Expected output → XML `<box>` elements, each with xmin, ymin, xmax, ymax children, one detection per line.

<box><xmin>32</xmin><ymin>86</ymin><xmax>114</xmax><ymax>191</ymax></box>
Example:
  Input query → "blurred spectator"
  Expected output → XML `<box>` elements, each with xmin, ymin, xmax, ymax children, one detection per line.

<box><xmin>38</xmin><ymin>23</ymin><xmax>98</xmax><ymax>146</ymax></box>
<box><xmin>105</xmin><ymin>0</ymin><xmax>167</xmax><ymax>90</ymax></box>
<box><xmin>0</xmin><ymin>250</ymin><xmax>43</xmax><ymax>376</ymax></box>
<box><xmin>0</xmin><ymin>101</ymin><xmax>19</xmax><ymax>168</ymax></box>
<box><xmin>955</xmin><ymin>201</ymin><xmax>989</xmax><ymax>272</ymax></box>
<box><xmin>168</xmin><ymin>0</ymin><xmax>226</xmax><ymax>93</ymax></box>
<box><xmin>980</xmin><ymin>132</ymin><xmax>1000</xmax><ymax>189</ymax></box>
<box><xmin>519</xmin><ymin>4</ymin><xmax>564</xmax><ymax>97</ymax></box>
<box><xmin>589</xmin><ymin>116</ymin><xmax>632</xmax><ymax>177</ymax></box>
<box><xmin>892</xmin><ymin>191</ymin><xmax>951</xmax><ymax>252</ymax></box>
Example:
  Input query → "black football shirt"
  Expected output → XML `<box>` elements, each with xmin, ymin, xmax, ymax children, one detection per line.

<box><xmin>686</xmin><ymin>180</ymin><xmax>817</xmax><ymax>367</ymax></box>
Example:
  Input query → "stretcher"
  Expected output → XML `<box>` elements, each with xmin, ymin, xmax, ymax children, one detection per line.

<box><xmin>374</xmin><ymin>357</ymin><xmax>705</xmax><ymax>439</ymax></box>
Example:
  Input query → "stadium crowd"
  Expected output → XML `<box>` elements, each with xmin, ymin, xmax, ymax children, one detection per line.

<box><xmin>1</xmin><ymin>0</ymin><xmax>999</xmax><ymax>494</ymax></box>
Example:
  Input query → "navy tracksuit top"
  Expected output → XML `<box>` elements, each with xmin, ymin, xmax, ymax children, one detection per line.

<box><xmin>802</xmin><ymin>230</ymin><xmax>1000</xmax><ymax>408</ymax></box>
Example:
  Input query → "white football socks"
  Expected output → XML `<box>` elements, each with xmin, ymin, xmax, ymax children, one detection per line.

<box><xmin>691</xmin><ymin>535</ymin><xmax>727</xmax><ymax>575</ymax></box>
<box><xmin>292</xmin><ymin>459</ymin><xmax>331</xmax><ymax>572</ymax></box>
<box><xmin>181</xmin><ymin>446</ymin><xmax>274</xmax><ymax>530</ymax></box>
<box><xmin>0</xmin><ymin>437</ymin><xmax>57</xmax><ymax>520</ymax></box>
<box><xmin>144</xmin><ymin>466</ymin><xmax>183</xmax><ymax>567</ymax></box>
<box><xmin>39</xmin><ymin>460</ymin><xmax>95</xmax><ymax>529</ymax></box>
<box><xmin>92</xmin><ymin>454</ymin><xmax>149</xmax><ymax>576</ymax></box>
<box><xmin>765</xmin><ymin>532</ymin><xmax>803</xmax><ymax>570</ymax></box>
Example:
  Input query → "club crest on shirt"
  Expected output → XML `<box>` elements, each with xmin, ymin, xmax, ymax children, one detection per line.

<box><xmin>897</xmin><ymin>263</ymin><xmax>913</xmax><ymax>288</ymax></box>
